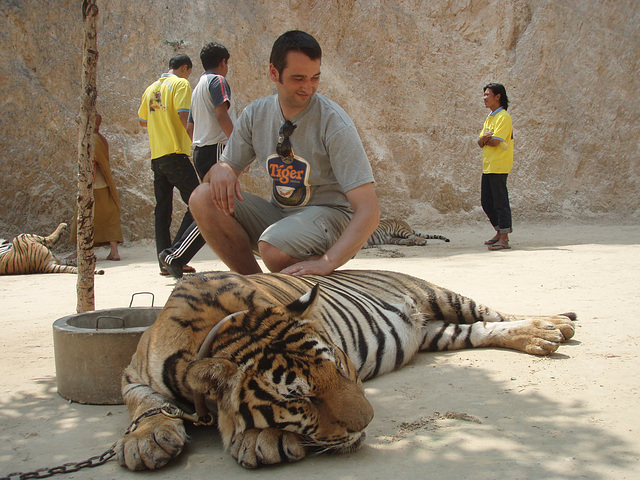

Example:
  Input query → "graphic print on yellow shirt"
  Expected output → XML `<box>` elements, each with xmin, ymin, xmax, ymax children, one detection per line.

<box><xmin>266</xmin><ymin>154</ymin><xmax>311</xmax><ymax>207</ymax></box>
<box><xmin>149</xmin><ymin>91</ymin><xmax>165</xmax><ymax>112</ymax></box>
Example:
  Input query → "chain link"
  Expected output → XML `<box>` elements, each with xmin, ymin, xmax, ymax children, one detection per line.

<box><xmin>1</xmin><ymin>447</ymin><xmax>115</xmax><ymax>480</ymax></box>
<box><xmin>0</xmin><ymin>403</ymin><xmax>190</xmax><ymax>480</ymax></box>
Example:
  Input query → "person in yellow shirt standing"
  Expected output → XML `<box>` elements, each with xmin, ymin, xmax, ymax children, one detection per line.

<box><xmin>477</xmin><ymin>83</ymin><xmax>514</xmax><ymax>251</ymax></box>
<box><xmin>138</xmin><ymin>54</ymin><xmax>200</xmax><ymax>274</ymax></box>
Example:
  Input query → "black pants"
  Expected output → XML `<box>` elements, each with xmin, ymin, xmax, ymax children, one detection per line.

<box><xmin>160</xmin><ymin>144</ymin><xmax>225</xmax><ymax>267</ymax></box>
<box><xmin>481</xmin><ymin>173</ymin><xmax>512</xmax><ymax>234</ymax></box>
<box><xmin>151</xmin><ymin>153</ymin><xmax>200</xmax><ymax>259</ymax></box>
<box><xmin>192</xmin><ymin>143</ymin><xmax>222</xmax><ymax>179</ymax></box>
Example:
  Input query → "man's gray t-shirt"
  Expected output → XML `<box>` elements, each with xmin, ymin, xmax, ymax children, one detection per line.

<box><xmin>221</xmin><ymin>93</ymin><xmax>374</xmax><ymax>210</ymax></box>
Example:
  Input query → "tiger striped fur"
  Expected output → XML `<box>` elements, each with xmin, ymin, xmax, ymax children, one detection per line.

<box><xmin>0</xmin><ymin>223</ymin><xmax>79</xmax><ymax>275</ymax></box>
<box><xmin>117</xmin><ymin>270</ymin><xmax>576</xmax><ymax>470</ymax></box>
<box><xmin>363</xmin><ymin>219</ymin><xmax>450</xmax><ymax>247</ymax></box>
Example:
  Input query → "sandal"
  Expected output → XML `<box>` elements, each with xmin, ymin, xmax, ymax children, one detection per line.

<box><xmin>160</xmin><ymin>265</ymin><xmax>196</xmax><ymax>277</ymax></box>
<box><xmin>488</xmin><ymin>243</ymin><xmax>511</xmax><ymax>251</ymax></box>
<box><xmin>484</xmin><ymin>238</ymin><xmax>499</xmax><ymax>245</ymax></box>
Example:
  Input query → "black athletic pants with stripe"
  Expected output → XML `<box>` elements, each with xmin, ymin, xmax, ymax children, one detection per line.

<box><xmin>161</xmin><ymin>144</ymin><xmax>225</xmax><ymax>267</ymax></box>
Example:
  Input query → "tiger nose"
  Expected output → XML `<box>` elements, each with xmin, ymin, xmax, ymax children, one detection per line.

<box><xmin>325</xmin><ymin>377</ymin><xmax>375</xmax><ymax>432</ymax></box>
<box><xmin>347</xmin><ymin>398</ymin><xmax>374</xmax><ymax>432</ymax></box>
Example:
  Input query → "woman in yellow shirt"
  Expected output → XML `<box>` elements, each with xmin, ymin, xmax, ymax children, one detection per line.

<box><xmin>477</xmin><ymin>83</ymin><xmax>513</xmax><ymax>250</ymax></box>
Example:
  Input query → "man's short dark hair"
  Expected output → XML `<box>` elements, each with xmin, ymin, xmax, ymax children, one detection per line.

<box><xmin>484</xmin><ymin>83</ymin><xmax>509</xmax><ymax>110</ymax></box>
<box><xmin>200</xmin><ymin>42</ymin><xmax>230</xmax><ymax>71</ymax></box>
<box><xmin>270</xmin><ymin>30</ymin><xmax>322</xmax><ymax>76</ymax></box>
<box><xmin>169</xmin><ymin>54</ymin><xmax>192</xmax><ymax>70</ymax></box>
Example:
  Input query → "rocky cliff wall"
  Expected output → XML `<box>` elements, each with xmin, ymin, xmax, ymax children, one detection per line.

<box><xmin>1</xmin><ymin>0</ymin><xmax>638</xmax><ymax>242</ymax></box>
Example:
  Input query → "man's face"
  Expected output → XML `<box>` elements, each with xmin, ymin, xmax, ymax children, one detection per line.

<box><xmin>483</xmin><ymin>88</ymin><xmax>501</xmax><ymax>111</ymax></box>
<box><xmin>270</xmin><ymin>51</ymin><xmax>321</xmax><ymax>115</ymax></box>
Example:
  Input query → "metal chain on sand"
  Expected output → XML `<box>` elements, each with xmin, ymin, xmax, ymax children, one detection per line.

<box><xmin>1</xmin><ymin>448</ymin><xmax>117</xmax><ymax>480</ymax></box>
<box><xmin>1</xmin><ymin>404</ymin><xmax>189</xmax><ymax>480</ymax></box>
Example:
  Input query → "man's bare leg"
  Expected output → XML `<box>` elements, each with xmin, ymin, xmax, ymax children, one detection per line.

<box><xmin>189</xmin><ymin>184</ymin><xmax>262</xmax><ymax>274</ymax></box>
<box><xmin>259</xmin><ymin>241</ymin><xmax>301</xmax><ymax>272</ymax></box>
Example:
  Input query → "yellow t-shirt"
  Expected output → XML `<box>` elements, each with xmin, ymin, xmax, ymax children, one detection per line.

<box><xmin>479</xmin><ymin>108</ymin><xmax>513</xmax><ymax>174</ymax></box>
<box><xmin>138</xmin><ymin>73</ymin><xmax>192</xmax><ymax>159</ymax></box>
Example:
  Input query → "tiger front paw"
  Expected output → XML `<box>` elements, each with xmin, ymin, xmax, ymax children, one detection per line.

<box><xmin>548</xmin><ymin>313</ymin><xmax>576</xmax><ymax>341</ymax></box>
<box><xmin>115</xmin><ymin>416</ymin><xmax>186</xmax><ymax>470</ymax></box>
<box><xmin>230</xmin><ymin>428</ymin><xmax>306</xmax><ymax>469</ymax></box>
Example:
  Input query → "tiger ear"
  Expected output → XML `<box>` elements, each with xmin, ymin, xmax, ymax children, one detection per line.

<box><xmin>285</xmin><ymin>283</ymin><xmax>321</xmax><ymax>319</ymax></box>
<box><xmin>186</xmin><ymin>357</ymin><xmax>237</xmax><ymax>398</ymax></box>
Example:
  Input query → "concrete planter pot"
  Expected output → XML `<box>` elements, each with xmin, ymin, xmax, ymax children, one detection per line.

<box><xmin>53</xmin><ymin>300</ymin><xmax>161</xmax><ymax>405</ymax></box>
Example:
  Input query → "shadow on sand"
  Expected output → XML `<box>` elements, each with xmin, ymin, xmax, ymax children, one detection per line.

<box><xmin>1</xmin><ymin>347</ymin><xmax>636</xmax><ymax>480</ymax></box>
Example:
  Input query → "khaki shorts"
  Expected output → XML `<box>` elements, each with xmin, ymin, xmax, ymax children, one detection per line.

<box><xmin>233</xmin><ymin>192</ymin><xmax>352</xmax><ymax>259</ymax></box>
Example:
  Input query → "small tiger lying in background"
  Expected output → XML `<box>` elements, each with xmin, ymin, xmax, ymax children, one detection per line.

<box><xmin>117</xmin><ymin>270</ymin><xmax>576</xmax><ymax>471</ymax></box>
<box><xmin>364</xmin><ymin>219</ymin><xmax>450</xmax><ymax>247</ymax></box>
<box><xmin>0</xmin><ymin>223</ymin><xmax>103</xmax><ymax>275</ymax></box>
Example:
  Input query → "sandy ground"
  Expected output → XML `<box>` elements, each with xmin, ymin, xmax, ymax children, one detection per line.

<box><xmin>1</xmin><ymin>221</ymin><xmax>639</xmax><ymax>480</ymax></box>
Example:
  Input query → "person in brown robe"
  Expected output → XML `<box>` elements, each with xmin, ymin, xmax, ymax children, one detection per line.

<box><xmin>70</xmin><ymin>113</ymin><xmax>123</xmax><ymax>260</ymax></box>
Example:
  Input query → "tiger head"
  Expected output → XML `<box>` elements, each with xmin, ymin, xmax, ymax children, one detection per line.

<box><xmin>185</xmin><ymin>284</ymin><xmax>374</xmax><ymax>456</ymax></box>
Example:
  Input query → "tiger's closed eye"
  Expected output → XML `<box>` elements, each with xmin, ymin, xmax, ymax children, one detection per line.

<box><xmin>284</xmin><ymin>387</ymin><xmax>304</xmax><ymax>399</ymax></box>
<box><xmin>276</xmin><ymin>378</ymin><xmax>311</xmax><ymax>399</ymax></box>
<box><xmin>335</xmin><ymin>356</ymin><xmax>349</xmax><ymax>376</ymax></box>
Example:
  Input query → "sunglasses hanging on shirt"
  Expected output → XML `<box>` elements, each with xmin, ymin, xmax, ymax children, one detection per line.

<box><xmin>276</xmin><ymin>120</ymin><xmax>297</xmax><ymax>159</ymax></box>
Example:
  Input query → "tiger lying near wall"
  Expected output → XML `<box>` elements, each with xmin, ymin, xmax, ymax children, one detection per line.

<box><xmin>364</xmin><ymin>219</ymin><xmax>450</xmax><ymax>247</ymax></box>
<box><xmin>116</xmin><ymin>270</ymin><xmax>576</xmax><ymax>471</ymax></box>
<box><xmin>0</xmin><ymin>223</ymin><xmax>103</xmax><ymax>275</ymax></box>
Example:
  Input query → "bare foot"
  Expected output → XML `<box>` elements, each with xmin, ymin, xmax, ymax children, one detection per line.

<box><xmin>107</xmin><ymin>253</ymin><xmax>121</xmax><ymax>261</ymax></box>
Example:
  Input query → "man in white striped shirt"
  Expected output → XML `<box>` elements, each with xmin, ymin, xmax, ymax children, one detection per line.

<box><xmin>159</xmin><ymin>42</ymin><xmax>235</xmax><ymax>278</ymax></box>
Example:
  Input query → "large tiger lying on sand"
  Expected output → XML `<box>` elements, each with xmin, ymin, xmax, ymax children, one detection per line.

<box><xmin>116</xmin><ymin>270</ymin><xmax>576</xmax><ymax>470</ymax></box>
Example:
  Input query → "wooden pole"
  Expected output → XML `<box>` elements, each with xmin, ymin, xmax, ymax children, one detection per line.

<box><xmin>76</xmin><ymin>0</ymin><xmax>99</xmax><ymax>313</ymax></box>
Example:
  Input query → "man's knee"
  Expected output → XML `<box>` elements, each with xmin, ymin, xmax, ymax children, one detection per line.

<box><xmin>189</xmin><ymin>184</ymin><xmax>212</xmax><ymax>218</ymax></box>
<box><xmin>258</xmin><ymin>241</ymin><xmax>298</xmax><ymax>272</ymax></box>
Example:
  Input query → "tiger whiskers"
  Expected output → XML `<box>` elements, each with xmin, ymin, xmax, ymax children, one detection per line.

<box><xmin>302</xmin><ymin>432</ymin><xmax>367</xmax><ymax>455</ymax></box>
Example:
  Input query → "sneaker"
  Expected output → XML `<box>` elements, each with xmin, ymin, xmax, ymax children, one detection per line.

<box><xmin>159</xmin><ymin>251</ymin><xmax>183</xmax><ymax>279</ymax></box>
